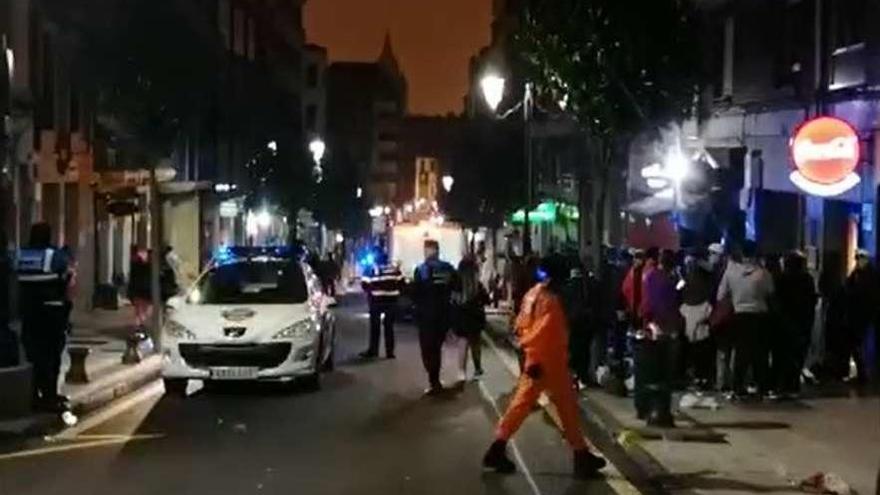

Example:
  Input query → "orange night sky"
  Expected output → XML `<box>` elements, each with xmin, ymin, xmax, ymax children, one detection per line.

<box><xmin>304</xmin><ymin>0</ymin><xmax>492</xmax><ymax>116</ymax></box>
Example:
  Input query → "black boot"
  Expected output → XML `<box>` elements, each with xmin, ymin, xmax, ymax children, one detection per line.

<box><xmin>573</xmin><ymin>449</ymin><xmax>606</xmax><ymax>479</ymax></box>
<box><xmin>483</xmin><ymin>440</ymin><xmax>516</xmax><ymax>474</ymax></box>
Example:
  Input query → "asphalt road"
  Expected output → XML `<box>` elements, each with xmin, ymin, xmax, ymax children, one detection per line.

<box><xmin>0</xmin><ymin>296</ymin><xmax>626</xmax><ymax>495</ymax></box>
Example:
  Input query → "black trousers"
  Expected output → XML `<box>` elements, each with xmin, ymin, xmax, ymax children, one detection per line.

<box><xmin>21</xmin><ymin>305</ymin><xmax>68</xmax><ymax>400</ymax></box>
<box><xmin>772</xmin><ymin>320</ymin><xmax>811</xmax><ymax>393</ymax></box>
<box><xmin>688</xmin><ymin>336</ymin><xmax>716</xmax><ymax>387</ymax></box>
<box><xmin>846</xmin><ymin>321</ymin><xmax>873</xmax><ymax>383</ymax></box>
<box><xmin>568</xmin><ymin>317</ymin><xmax>592</xmax><ymax>383</ymax></box>
<box><xmin>368</xmin><ymin>301</ymin><xmax>396</xmax><ymax>355</ymax></box>
<box><xmin>731</xmin><ymin>312</ymin><xmax>770</xmax><ymax>395</ymax></box>
<box><xmin>418</xmin><ymin>322</ymin><xmax>448</xmax><ymax>387</ymax></box>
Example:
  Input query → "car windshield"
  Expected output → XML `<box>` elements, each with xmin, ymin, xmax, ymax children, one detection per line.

<box><xmin>198</xmin><ymin>260</ymin><xmax>308</xmax><ymax>305</ymax></box>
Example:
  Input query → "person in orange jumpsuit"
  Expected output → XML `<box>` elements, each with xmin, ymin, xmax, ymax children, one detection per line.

<box><xmin>483</xmin><ymin>256</ymin><xmax>607</xmax><ymax>479</ymax></box>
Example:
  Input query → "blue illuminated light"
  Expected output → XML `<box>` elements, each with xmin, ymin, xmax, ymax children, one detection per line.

<box><xmin>535</xmin><ymin>268</ymin><xmax>549</xmax><ymax>282</ymax></box>
<box><xmin>214</xmin><ymin>245</ymin><xmax>236</xmax><ymax>265</ymax></box>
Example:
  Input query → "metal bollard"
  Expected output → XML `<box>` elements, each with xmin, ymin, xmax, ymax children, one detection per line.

<box><xmin>65</xmin><ymin>347</ymin><xmax>92</xmax><ymax>384</ymax></box>
<box><xmin>122</xmin><ymin>332</ymin><xmax>144</xmax><ymax>364</ymax></box>
<box><xmin>634</xmin><ymin>334</ymin><xmax>675</xmax><ymax>428</ymax></box>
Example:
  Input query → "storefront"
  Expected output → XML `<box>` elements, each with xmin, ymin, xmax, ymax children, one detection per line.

<box><xmin>702</xmin><ymin>104</ymin><xmax>878</xmax><ymax>283</ymax></box>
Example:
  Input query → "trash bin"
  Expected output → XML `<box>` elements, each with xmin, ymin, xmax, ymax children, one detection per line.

<box><xmin>633</xmin><ymin>326</ymin><xmax>675</xmax><ymax>428</ymax></box>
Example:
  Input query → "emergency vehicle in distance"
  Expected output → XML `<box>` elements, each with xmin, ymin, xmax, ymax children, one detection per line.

<box><xmin>161</xmin><ymin>246</ymin><xmax>336</xmax><ymax>394</ymax></box>
<box><xmin>388</xmin><ymin>221</ymin><xmax>466</xmax><ymax>279</ymax></box>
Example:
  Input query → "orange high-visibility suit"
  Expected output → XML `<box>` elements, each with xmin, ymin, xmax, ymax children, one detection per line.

<box><xmin>496</xmin><ymin>282</ymin><xmax>587</xmax><ymax>450</ymax></box>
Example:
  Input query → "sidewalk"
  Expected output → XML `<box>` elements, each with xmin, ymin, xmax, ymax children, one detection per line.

<box><xmin>486</xmin><ymin>313</ymin><xmax>880</xmax><ymax>495</ymax></box>
<box><xmin>0</xmin><ymin>307</ymin><xmax>162</xmax><ymax>439</ymax></box>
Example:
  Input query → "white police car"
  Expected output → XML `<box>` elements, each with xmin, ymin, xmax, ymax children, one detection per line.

<box><xmin>161</xmin><ymin>246</ymin><xmax>336</xmax><ymax>394</ymax></box>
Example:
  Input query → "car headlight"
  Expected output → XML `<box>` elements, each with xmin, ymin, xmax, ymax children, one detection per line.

<box><xmin>164</xmin><ymin>320</ymin><xmax>197</xmax><ymax>340</ymax></box>
<box><xmin>273</xmin><ymin>319</ymin><xmax>315</xmax><ymax>340</ymax></box>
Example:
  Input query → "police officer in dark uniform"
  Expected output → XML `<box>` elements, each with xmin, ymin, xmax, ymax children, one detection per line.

<box><xmin>360</xmin><ymin>251</ymin><xmax>405</xmax><ymax>359</ymax></box>
<box><xmin>16</xmin><ymin>223</ymin><xmax>72</xmax><ymax>412</ymax></box>
<box><xmin>412</xmin><ymin>239</ymin><xmax>457</xmax><ymax>395</ymax></box>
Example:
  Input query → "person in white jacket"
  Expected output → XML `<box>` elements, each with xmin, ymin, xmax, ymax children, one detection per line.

<box><xmin>717</xmin><ymin>241</ymin><xmax>775</xmax><ymax>400</ymax></box>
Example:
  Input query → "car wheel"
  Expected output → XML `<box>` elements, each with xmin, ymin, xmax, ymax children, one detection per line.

<box><xmin>164</xmin><ymin>378</ymin><xmax>188</xmax><ymax>397</ymax></box>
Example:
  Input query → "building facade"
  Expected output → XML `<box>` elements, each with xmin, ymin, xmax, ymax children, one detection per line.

<box><xmin>1</xmin><ymin>0</ymin><xmax>310</xmax><ymax>309</ymax></box>
<box><xmin>644</xmin><ymin>0</ymin><xmax>880</xmax><ymax>282</ymax></box>
<box><xmin>326</xmin><ymin>35</ymin><xmax>407</xmax><ymax>209</ymax></box>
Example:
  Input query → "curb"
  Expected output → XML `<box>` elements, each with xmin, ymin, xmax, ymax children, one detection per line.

<box><xmin>0</xmin><ymin>355</ymin><xmax>162</xmax><ymax>441</ymax></box>
<box><xmin>69</xmin><ymin>355</ymin><xmax>163</xmax><ymax>416</ymax></box>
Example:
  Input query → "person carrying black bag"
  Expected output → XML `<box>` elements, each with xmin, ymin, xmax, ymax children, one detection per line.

<box><xmin>451</xmin><ymin>256</ymin><xmax>488</xmax><ymax>382</ymax></box>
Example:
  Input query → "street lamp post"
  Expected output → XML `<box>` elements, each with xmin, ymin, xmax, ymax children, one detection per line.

<box><xmin>481</xmin><ymin>73</ymin><xmax>534</xmax><ymax>254</ymax></box>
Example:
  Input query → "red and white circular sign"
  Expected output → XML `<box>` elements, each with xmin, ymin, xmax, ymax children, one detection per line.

<box><xmin>790</xmin><ymin>116</ymin><xmax>861</xmax><ymax>196</ymax></box>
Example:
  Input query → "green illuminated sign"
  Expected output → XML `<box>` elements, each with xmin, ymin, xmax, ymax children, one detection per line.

<box><xmin>510</xmin><ymin>201</ymin><xmax>579</xmax><ymax>224</ymax></box>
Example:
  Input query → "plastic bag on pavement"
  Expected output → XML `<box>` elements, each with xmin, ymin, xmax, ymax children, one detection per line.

<box><xmin>679</xmin><ymin>392</ymin><xmax>721</xmax><ymax>410</ymax></box>
<box><xmin>595</xmin><ymin>365</ymin><xmax>611</xmax><ymax>387</ymax></box>
<box><xmin>798</xmin><ymin>472</ymin><xmax>852</xmax><ymax>495</ymax></box>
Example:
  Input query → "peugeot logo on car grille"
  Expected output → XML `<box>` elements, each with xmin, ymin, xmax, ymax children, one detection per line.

<box><xmin>223</xmin><ymin>327</ymin><xmax>246</xmax><ymax>338</ymax></box>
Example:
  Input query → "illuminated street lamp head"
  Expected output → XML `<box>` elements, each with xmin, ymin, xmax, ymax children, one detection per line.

<box><xmin>267</xmin><ymin>141</ymin><xmax>278</xmax><ymax>153</ymax></box>
<box><xmin>665</xmin><ymin>148</ymin><xmax>690</xmax><ymax>184</ymax></box>
<box><xmin>309</xmin><ymin>138</ymin><xmax>326</xmax><ymax>164</ymax></box>
<box><xmin>480</xmin><ymin>73</ymin><xmax>506</xmax><ymax>112</ymax></box>
<box><xmin>442</xmin><ymin>175</ymin><xmax>454</xmax><ymax>192</ymax></box>
<box><xmin>257</xmin><ymin>209</ymin><xmax>272</xmax><ymax>229</ymax></box>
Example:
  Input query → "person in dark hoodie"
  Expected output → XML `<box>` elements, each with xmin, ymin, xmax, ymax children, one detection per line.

<box><xmin>717</xmin><ymin>241</ymin><xmax>775</xmax><ymax>400</ymax></box>
<box><xmin>775</xmin><ymin>251</ymin><xmax>817</xmax><ymax>397</ymax></box>
<box><xmin>843</xmin><ymin>249</ymin><xmax>880</xmax><ymax>386</ymax></box>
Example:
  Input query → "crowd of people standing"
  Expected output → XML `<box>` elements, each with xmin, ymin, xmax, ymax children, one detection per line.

<box><xmin>611</xmin><ymin>241</ymin><xmax>878</xmax><ymax>400</ymax></box>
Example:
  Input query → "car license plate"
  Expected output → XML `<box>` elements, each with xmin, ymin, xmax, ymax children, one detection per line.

<box><xmin>210</xmin><ymin>367</ymin><xmax>259</xmax><ymax>380</ymax></box>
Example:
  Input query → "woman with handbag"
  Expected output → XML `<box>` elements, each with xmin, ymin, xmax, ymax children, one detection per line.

<box><xmin>452</xmin><ymin>256</ymin><xmax>489</xmax><ymax>381</ymax></box>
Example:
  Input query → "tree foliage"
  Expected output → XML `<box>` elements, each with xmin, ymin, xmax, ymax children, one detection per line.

<box><xmin>516</xmin><ymin>0</ymin><xmax>704</xmax><ymax>139</ymax></box>
<box><xmin>314</xmin><ymin>149</ymin><xmax>368</xmax><ymax>234</ymax></box>
<box><xmin>446</xmin><ymin>120</ymin><xmax>525</xmax><ymax>230</ymax></box>
<box><xmin>45</xmin><ymin>1</ymin><xmax>314</xmax><ymax>217</ymax></box>
<box><xmin>45</xmin><ymin>0</ymin><xmax>222</xmax><ymax>161</ymax></box>
<box><xmin>514</xmin><ymin>0</ymin><xmax>705</xmax><ymax>263</ymax></box>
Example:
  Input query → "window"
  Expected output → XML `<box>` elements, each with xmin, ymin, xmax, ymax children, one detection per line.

<box><xmin>306</xmin><ymin>64</ymin><xmax>319</xmax><ymax>88</ymax></box>
<box><xmin>247</xmin><ymin>18</ymin><xmax>256</xmax><ymax>60</ymax></box>
<box><xmin>305</xmin><ymin>104</ymin><xmax>317</xmax><ymax>132</ymax></box>
<box><xmin>37</xmin><ymin>31</ymin><xmax>55</xmax><ymax>129</ymax></box>
<box><xmin>198</xmin><ymin>261</ymin><xmax>308</xmax><ymax>305</ymax></box>
<box><xmin>375</xmin><ymin>100</ymin><xmax>398</xmax><ymax>116</ymax></box>
<box><xmin>376</xmin><ymin>160</ymin><xmax>398</xmax><ymax>175</ymax></box>
<box><xmin>776</xmin><ymin>0</ymin><xmax>812</xmax><ymax>88</ymax></box>
<box><xmin>70</xmin><ymin>86</ymin><xmax>80</xmax><ymax>132</ymax></box>
<box><xmin>829</xmin><ymin>0</ymin><xmax>867</xmax><ymax>89</ymax></box>
<box><xmin>218</xmin><ymin>0</ymin><xmax>231</xmax><ymax>50</ymax></box>
<box><xmin>233</xmin><ymin>9</ymin><xmax>245</xmax><ymax>56</ymax></box>
<box><xmin>832</xmin><ymin>0</ymin><xmax>866</xmax><ymax>50</ymax></box>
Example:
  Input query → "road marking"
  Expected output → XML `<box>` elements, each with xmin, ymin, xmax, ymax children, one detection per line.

<box><xmin>50</xmin><ymin>379</ymin><xmax>165</xmax><ymax>441</ymax></box>
<box><xmin>0</xmin><ymin>435</ymin><xmax>161</xmax><ymax>462</ymax></box>
<box><xmin>482</xmin><ymin>334</ymin><xmax>642</xmax><ymax>495</ymax></box>
<box><xmin>477</xmin><ymin>380</ymin><xmax>543</xmax><ymax>495</ymax></box>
